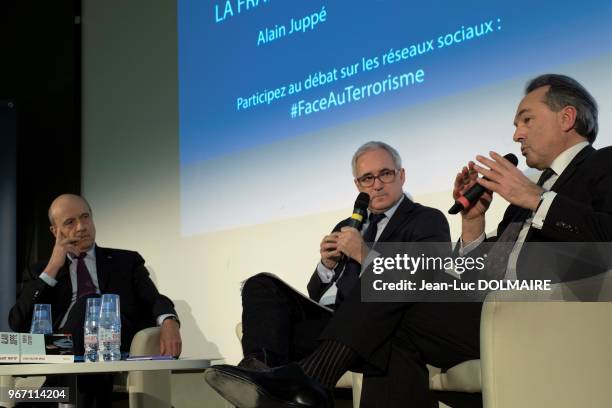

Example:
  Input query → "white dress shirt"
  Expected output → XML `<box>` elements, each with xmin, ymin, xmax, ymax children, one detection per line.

<box><xmin>460</xmin><ymin>141</ymin><xmax>589</xmax><ymax>280</ymax></box>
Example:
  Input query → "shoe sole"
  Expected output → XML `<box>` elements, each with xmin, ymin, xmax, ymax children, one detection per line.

<box><xmin>205</xmin><ymin>367</ymin><xmax>302</xmax><ymax>408</ymax></box>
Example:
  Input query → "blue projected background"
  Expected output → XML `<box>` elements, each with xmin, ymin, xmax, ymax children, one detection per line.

<box><xmin>178</xmin><ymin>0</ymin><xmax>612</xmax><ymax>235</ymax></box>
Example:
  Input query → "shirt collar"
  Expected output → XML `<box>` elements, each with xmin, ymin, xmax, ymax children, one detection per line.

<box><xmin>368</xmin><ymin>194</ymin><xmax>405</xmax><ymax>221</ymax></box>
<box><xmin>548</xmin><ymin>141</ymin><xmax>589</xmax><ymax>176</ymax></box>
<box><xmin>66</xmin><ymin>244</ymin><xmax>96</xmax><ymax>262</ymax></box>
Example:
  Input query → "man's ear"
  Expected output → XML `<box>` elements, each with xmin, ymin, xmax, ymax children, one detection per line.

<box><xmin>559</xmin><ymin>105</ymin><xmax>577</xmax><ymax>133</ymax></box>
<box><xmin>50</xmin><ymin>225</ymin><xmax>57</xmax><ymax>238</ymax></box>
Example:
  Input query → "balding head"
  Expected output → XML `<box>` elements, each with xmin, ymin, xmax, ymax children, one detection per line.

<box><xmin>48</xmin><ymin>194</ymin><xmax>96</xmax><ymax>252</ymax></box>
<box><xmin>48</xmin><ymin>194</ymin><xmax>93</xmax><ymax>226</ymax></box>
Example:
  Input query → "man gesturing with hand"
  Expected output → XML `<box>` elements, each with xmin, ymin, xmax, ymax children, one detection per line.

<box><xmin>455</xmin><ymin>74</ymin><xmax>612</xmax><ymax>285</ymax></box>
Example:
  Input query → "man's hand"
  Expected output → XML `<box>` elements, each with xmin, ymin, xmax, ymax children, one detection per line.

<box><xmin>454</xmin><ymin>161</ymin><xmax>492</xmax><ymax>244</ymax></box>
<box><xmin>453</xmin><ymin>161</ymin><xmax>494</xmax><ymax>220</ymax></box>
<box><xmin>160</xmin><ymin>318</ymin><xmax>182</xmax><ymax>357</ymax></box>
<box><xmin>473</xmin><ymin>151</ymin><xmax>544</xmax><ymax>211</ymax></box>
<box><xmin>337</xmin><ymin>226</ymin><xmax>367</xmax><ymax>264</ymax></box>
<box><xmin>320</xmin><ymin>232</ymin><xmax>342</xmax><ymax>269</ymax></box>
<box><xmin>43</xmin><ymin>230</ymin><xmax>80</xmax><ymax>279</ymax></box>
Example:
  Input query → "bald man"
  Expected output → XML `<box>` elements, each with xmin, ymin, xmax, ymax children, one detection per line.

<box><xmin>9</xmin><ymin>194</ymin><xmax>181</xmax><ymax>356</ymax></box>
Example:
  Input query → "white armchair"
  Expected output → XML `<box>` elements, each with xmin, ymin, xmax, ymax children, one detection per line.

<box><xmin>351</xmin><ymin>271</ymin><xmax>612</xmax><ymax>408</ymax></box>
<box><xmin>480</xmin><ymin>271</ymin><xmax>612</xmax><ymax>408</ymax></box>
<box><xmin>122</xmin><ymin>326</ymin><xmax>172</xmax><ymax>408</ymax></box>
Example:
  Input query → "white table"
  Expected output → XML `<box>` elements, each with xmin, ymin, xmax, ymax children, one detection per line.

<box><xmin>0</xmin><ymin>357</ymin><xmax>217</xmax><ymax>376</ymax></box>
<box><xmin>0</xmin><ymin>357</ymin><xmax>221</xmax><ymax>407</ymax></box>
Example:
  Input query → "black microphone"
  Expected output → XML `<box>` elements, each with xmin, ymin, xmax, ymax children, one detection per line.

<box><xmin>331</xmin><ymin>192</ymin><xmax>370</xmax><ymax>266</ymax></box>
<box><xmin>346</xmin><ymin>192</ymin><xmax>370</xmax><ymax>230</ymax></box>
<box><xmin>448</xmin><ymin>153</ymin><xmax>519</xmax><ymax>214</ymax></box>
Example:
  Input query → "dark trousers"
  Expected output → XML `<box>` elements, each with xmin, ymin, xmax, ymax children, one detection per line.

<box><xmin>241</xmin><ymin>273</ymin><xmax>333</xmax><ymax>366</ymax></box>
<box><xmin>241</xmin><ymin>273</ymin><xmax>481</xmax><ymax>407</ymax></box>
<box><xmin>349</xmin><ymin>302</ymin><xmax>481</xmax><ymax>408</ymax></box>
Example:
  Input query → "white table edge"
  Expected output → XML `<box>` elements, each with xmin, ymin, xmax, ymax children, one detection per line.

<box><xmin>0</xmin><ymin>357</ymin><xmax>221</xmax><ymax>376</ymax></box>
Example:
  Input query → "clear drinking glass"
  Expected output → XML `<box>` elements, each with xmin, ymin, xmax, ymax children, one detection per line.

<box><xmin>30</xmin><ymin>304</ymin><xmax>53</xmax><ymax>334</ymax></box>
<box><xmin>84</xmin><ymin>297</ymin><xmax>101</xmax><ymax>362</ymax></box>
<box><xmin>86</xmin><ymin>297</ymin><xmax>101</xmax><ymax>320</ymax></box>
<box><xmin>99</xmin><ymin>294</ymin><xmax>120</xmax><ymax>320</ymax></box>
<box><xmin>98</xmin><ymin>294</ymin><xmax>121</xmax><ymax>361</ymax></box>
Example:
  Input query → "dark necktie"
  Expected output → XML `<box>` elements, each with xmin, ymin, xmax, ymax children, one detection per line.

<box><xmin>485</xmin><ymin>168</ymin><xmax>556</xmax><ymax>279</ymax></box>
<box><xmin>362</xmin><ymin>213</ymin><xmax>386</xmax><ymax>243</ymax></box>
<box><xmin>336</xmin><ymin>213</ymin><xmax>386</xmax><ymax>301</ymax></box>
<box><xmin>536</xmin><ymin>168</ymin><xmax>555</xmax><ymax>188</ymax></box>
<box><xmin>76</xmin><ymin>252</ymin><xmax>96</xmax><ymax>298</ymax></box>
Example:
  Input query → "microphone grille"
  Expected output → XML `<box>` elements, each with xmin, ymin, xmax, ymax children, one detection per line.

<box><xmin>355</xmin><ymin>192</ymin><xmax>370</xmax><ymax>211</ymax></box>
<box><xmin>504</xmin><ymin>153</ymin><xmax>519</xmax><ymax>166</ymax></box>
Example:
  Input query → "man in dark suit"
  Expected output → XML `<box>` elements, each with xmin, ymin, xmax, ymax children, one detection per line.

<box><xmin>454</xmin><ymin>74</ymin><xmax>610</xmax><ymax>283</ymax></box>
<box><xmin>9</xmin><ymin>194</ymin><xmax>182</xmax><ymax>405</ymax></box>
<box><xmin>206</xmin><ymin>142</ymin><xmax>480</xmax><ymax>407</ymax></box>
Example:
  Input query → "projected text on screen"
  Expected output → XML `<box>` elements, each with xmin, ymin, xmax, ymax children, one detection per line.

<box><xmin>178</xmin><ymin>0</ymin><xmax>612</xmax><ymax>235</ymax></box>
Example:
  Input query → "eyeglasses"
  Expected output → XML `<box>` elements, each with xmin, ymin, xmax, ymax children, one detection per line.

<box><xmin>356</xmin><ymin>169</ymin><xmax>399</xmax><ymax>187</ymax></box>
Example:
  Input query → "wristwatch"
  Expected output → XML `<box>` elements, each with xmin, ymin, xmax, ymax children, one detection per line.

<box><xmin>163</xmin><ymin>315</ymin><xmax>181</xmax><ymax>327</ymax></box>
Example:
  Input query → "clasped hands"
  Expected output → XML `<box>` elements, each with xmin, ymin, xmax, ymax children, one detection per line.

<box><xmin>320</xmin><ymin>227</ymin><xmax>367</xmax><ymax>269</ymax></box>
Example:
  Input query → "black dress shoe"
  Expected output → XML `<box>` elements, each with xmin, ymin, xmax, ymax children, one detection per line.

<box><xmin>204</xmin><ymin>362</ymin><xmax>333</xmax><ymax>408</ymax></box>
<box><xmin>238</xmin><ymin>355</ymin><xmax>270</xmax><ymax>371</ymax></box>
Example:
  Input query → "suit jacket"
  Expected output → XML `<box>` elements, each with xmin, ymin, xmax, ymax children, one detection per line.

<box><xmin>311</xmin><ymin>196</ymin><xmax>459</xmax><ymax>373</ymax></box>
<box><xmin>478</xmin><ymin>145</ymin><xmax>612</xmax><ymax>282</ymax></box>
<box><xmin>9</xmin><ymin>245</ymin><xmax>176</xmax><ymax>348</ymax></box>
<box><xmin>307</xmin><ymin>195</ymin><xmax>451</xmax><ymax>302</ymax></box>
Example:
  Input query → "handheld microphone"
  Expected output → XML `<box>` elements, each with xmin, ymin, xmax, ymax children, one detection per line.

<box><xmin>448</xmin><ymin>153</ymin><xmax>518</xmax><ymax>214</ymax></box>
<box><xmin>346</xmin><ymin>192</ymin><xmax>370</xmax><ymax>230</ymax></box>
<box><xmin>330</xmin><ymin>192</ymin><xmax>370</xmax><ymax>265</ymax></box>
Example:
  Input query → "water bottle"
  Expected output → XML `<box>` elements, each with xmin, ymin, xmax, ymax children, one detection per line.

<box><xmin>83</xmin><ymin>298</ymin><xmax>101</xmax><ymax>362</ymax></box>
<box><xmin>98</xmin><ymin>294</ymin><xmax>121</xmax><ymax>361</ymax></box>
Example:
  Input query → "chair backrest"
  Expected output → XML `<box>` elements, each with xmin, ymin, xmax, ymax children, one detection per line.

<box><xmin>126</xmin><ymin>327</ymin><xmax>171</xmax><ymax>408</ymax></box>
<box><xmin>481</xmin><ymin>271</ymin><xmax>612</xmax><ymax>408</ymax></box>
<box><xmin>235</xmin><ymin>322</ymin><xmax>243</xmax><ymax>341</ymax></box>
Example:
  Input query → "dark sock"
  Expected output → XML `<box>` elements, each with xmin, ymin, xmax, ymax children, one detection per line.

<box><xmin>299</xmin><ymin>340</ymin><xmax>358</xmax><ymax>389</ymax></box>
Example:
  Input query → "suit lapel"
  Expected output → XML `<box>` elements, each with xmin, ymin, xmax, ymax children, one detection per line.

<box><xmin>550</xmin><ymin>145</ymin><xmax>594</xmax><ymax>192</ymax></box>
<box><xmin>524</xmin><ymin>145</ymin><xmax>594</xmax><ymax>242</ymax></box>
<box><xmin>377</xmin><ymin>196</ymin><xmax>415</xmax><ymax>243</ymax></box>
<box><xmin>55</xmin><ymin>257</ymin><xmax>71</xmax><ymax>281</ymax></box>
<box><xmin>50</xmin><ymin>259</ymin><xmax>73</xmax><ymax>328</ymax></box>
<box><xmin>55</xmin><ymin>258</ymin><xmax>72</xmax><ymax>299</ymax></box>
<box><xmin>95</xmin><ymin>246</ymin><xmax>112</xmax><ymax>293</ymax></box>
